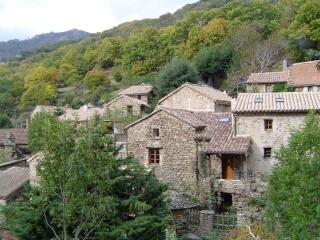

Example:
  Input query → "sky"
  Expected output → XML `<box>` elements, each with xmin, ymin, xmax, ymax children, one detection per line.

<box><xmin>0</xmin><ymin>0</ymin><xmax>198</xmax><ymax>41</ymax></box>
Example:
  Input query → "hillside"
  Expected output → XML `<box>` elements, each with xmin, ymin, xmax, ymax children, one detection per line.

<box><xmin>0</xmin><ymin>29</ymin><xmax>90</xmax><ymax>61</ymax></box>
<box><xmin>0</xmin><ymin>0</ymin><xmax>319</xmax><ymax>128</ymax></box>
<box><xmin>101</xmin><ymin>0</ymin><xmax>231</xmax><ymax>38</ymax></box>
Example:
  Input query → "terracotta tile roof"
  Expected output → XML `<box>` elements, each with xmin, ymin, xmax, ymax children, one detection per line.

<box><xmin>194</xmin><ymin>112</ymin><xmax>250</xmax><ymax>154</ymax></box>
<box><xmin>59</xmin><ymin>105</ymin><xmax>105</xmax><ymax>122</ymax></box>
<box><xmin>0</xmin><ymin>128</ymin><xmax>28</xmax><ymax>145</ymax></box>
<box><xmin>118</xmin><ymin>84</ymin><xmax>153</xmax><ymax>96</ymax></box>
<box><xmin>105</xmin><ymin>95</ymin><xmax>149</xmax><ymax>108</ymax></box>
<box><xmin>126</xmin><ymin>108</ymin><xmax>250</xmax><ymax>154</ymax></box>
<box><xmin>247</xmin><ymin>60</ymin><xmax>320</xmax><ymax>87</ymax></box>
<box><xmin>0</xmin><ymin>167</ymin><xmax>29</xmax><ymax>199</ymax></box>
<box><xmin>158</xmin><ymin>82</ymin><xmax>233</xmax><ymax>104</ymax></box>
<box><xmin>233</xmin><ymin>92</ymin><xmax>320</xmax><ymax>113</ymax></box>
<box><xmin>247</xmin><ymin>71</ymin><xmax>289</xmax><ymax>84</ymax></box>
<box><xmin>288</xmin><ymin>60</ymin><xmax>320</xmax><ymax>87</ymax></box>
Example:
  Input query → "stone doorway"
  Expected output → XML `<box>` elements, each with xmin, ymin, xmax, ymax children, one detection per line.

<box><xmin>222</xmin><ymin>155</ymin><xmax>234</xmax><ymax>179</ymax></box>
<box><xmin>220</xmin><ymin>192</ymin><xmax>233</xmax><ymax>213</ymax></box>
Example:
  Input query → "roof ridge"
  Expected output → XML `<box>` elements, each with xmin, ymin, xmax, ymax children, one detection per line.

<box><xmin>291</xmin><ymin>60</ymin><xmax>320</xmax><ymax>65</ymax></box>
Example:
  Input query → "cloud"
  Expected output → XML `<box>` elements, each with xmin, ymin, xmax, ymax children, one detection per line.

<box><xmin>0</xmin><ymin>0</ymin><xmax>197</xmax><ymax>41</ymax></box>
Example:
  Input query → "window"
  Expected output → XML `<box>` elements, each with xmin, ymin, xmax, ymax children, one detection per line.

<box><xmin>275</xmin><ymin>97</ymin><xmax>284</xmax><ymax>103</ymax></box>
<box><xmin>265</xmin><ymin>85</ymin><xmax>272</xmax><ymax>93</ymax></box>
<box><xmin>308</xmin><ymin>86</ymin><xmax>313</xmax><ymax>92</ymax></box>
<box><xmin>264</xmin><ymin>148</ymin><xmax>272</xmax><ymax>158</ymax></box>
<box><xmin>152</xmin><ymin>128</ymin><xmax>160</xmax><ymax>138</ymax></box>
<box><xmin>140</xmin><ymin>105</ymin><xmax>145</xmax><ymax>115</ymax></box>
<box><xmin>264</xmin><ymin>119</ymin><xmax>273</xmax><ymax>130</ymax></box>
<box><xmin>149</xmin><ymin>148</ymin><xmax>160</xmax><ymax>164</ymax></box>
<box><xmin>219</xmin><ymin>116</ymin><xmax>230</xmax><ymax>123</ymax></box>
<box><xmin>127</xmin><ymin>105</ymin><xmax>133</xmax><ymax>114</ymax></box>
<box><xmin>255</xmin><ymin>97</ymin><xmax>263</xmax><ymax>103</ymax></box>
<box><xmin>137</xmin><ymin>95</ymin><xmax>142</xmax><ymax>100</ymax></box>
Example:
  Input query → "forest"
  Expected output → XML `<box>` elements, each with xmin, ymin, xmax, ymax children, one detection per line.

<box><xmin>0</xmin><ymin>0</ymin><xmax>319</xmax><ymax>127</ymax></box>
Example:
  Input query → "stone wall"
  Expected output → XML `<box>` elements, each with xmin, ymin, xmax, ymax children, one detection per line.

<box><xmin>235</xmin><ymin>113</ymin><xmax>306</xmax><ymax>175</ymax></box>
<box><xmin>246</xmin><ymin>84</ymin><xmax>269</xmax><ymax>93</ymax></box>
<box><xmin>106</xmin><ymin>96</ymin><xmax>143</xmax><ymax>116</ymax></box>
<box><xmin>215</xmin><ymin>179</ymin><xmax>267</xmax><ymax>225</ymax></box>
<box><xmin>28</xmin><ymin>154</ymin><xmax>42</xmax><ymax>186</ymax></box>
<box><xmin>127</xmin><ymin>111</ymin><xmax>198</xmax><ymax>190</ymax></box>
<box><xmin>158</xmin><ymin>86</ymin><xmax>217</xmax><ymax>111</ymax></box>
<box><xmin>0</xmin><ymin>147</ymin><xmax>13</xmax><ymax>163</ymax></box>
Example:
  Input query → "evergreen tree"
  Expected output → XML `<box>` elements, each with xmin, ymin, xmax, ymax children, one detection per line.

<box><xmin>193</xmin><ymin>44</ymin><xmax>233</xmax><ymax>88</ymax></box>
<box><xmin>2</xmin><ymin>114</ymin><xmax>170</xmax><ymax>240</ymax></box>
<box><xmin>155</xmin><ymin>57</ymin><xmax>200</xmax><ymax>99</ymax></box>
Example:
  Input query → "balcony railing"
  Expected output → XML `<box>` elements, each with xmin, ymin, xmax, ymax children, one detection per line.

<box><xmin>219</xmin><ymin>169</ymin><xmax>256</xmax><ymax>181</ymax></box>
<box><xmin>234</xmin><ymin>169</ymin><xmax>255</xmax><ymax>181</ymax></box>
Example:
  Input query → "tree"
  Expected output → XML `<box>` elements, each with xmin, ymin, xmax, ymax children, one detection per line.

<box><xmin>266</xmin><ymin>112</ymin><xmax>320</xmax><ymax>240</ymax></box>
<box><xmin>20</xmin><ymin>66</ymin><xmax>59</xmax><ymax>107</ymax></box>
<box><xmin>183</xmin><ymin>18</ymin><xmax>229</xmax><ymax>58</ymax></box>
<box><xmin>193</xmin><ymin>44</ymin><xmax>233</xmax><ymax>87</ymax></box>
<box><xmin>0</xmin><ymin>113</ymin><xmax>12</xmax><ymax>128</ymax></box>
<box><xmin>155</xmin><ymin>57</ymin><xmax>200</xmax><ymax>98</ymax></box>
<box><xmin>288</xmin><ymin>0</ymin><xmax>320</xmax><ymax>42</ymax></box>
<box><xmin>83</xmin><ymin>68</ymin><xmax>110</xmax><ymax>90</ymax></box>
<box><xmin>4</xmin><ymin>114</ymin><xmax>170</xmax><ymax>240</ymax></box>
<box><xmin>122</xmin><ymin>28</ymin><xmax>169</xmax><ymax>76</ymax></box>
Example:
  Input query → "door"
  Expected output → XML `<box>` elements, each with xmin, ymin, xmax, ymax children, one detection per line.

<box><xmin>222</xmin><ymin>155</ymin><xmax>234</xmax><ymax>179</ymax></box>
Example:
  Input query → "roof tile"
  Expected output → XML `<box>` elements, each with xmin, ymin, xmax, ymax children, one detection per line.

<box><xmin>0</xmin><ymin>128</ymin><xmax>28</xmax><ymax>145</ymax></box>
<box><xmin>233</xmin><ymin>92</ymin><xmax>320</xmax><ymax>113</ymax></box>
<box><xmin>118</xmin><ymin>84</ymin><xmax>153</xmax><ymax>96</ymax></box>
<box><xmin>0</xmin><ymin>167</ymin><xmax>29</xmax><ymax>199</ymax></box>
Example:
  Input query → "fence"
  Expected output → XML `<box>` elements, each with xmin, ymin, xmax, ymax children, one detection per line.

<box><xmin>187</xmin><ymin>208</ymin><xmax>200</xmax><ymax>225</ymax></box>
<box><xmin>234</xmin><ymin>169</ymin><xmax>255</xmax><ymax>181</ymax></box>
<box><xmin>213</xmin><ymin>214</ymin><xmax>237</xmax><ymax>230</ymax></box>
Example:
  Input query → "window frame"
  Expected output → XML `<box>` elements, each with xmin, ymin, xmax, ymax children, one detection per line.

<box><xmin>265</xmin><ymin>84</ymin><xmax>272</xmax><ymax>93</ymax></box>
<box><xmin>264</xmin><ymin>147</ymin><xmax>272</xmax><ymax>158</ymax></box>
<box><xmin>264</xmin><ymin>119</ymin><xmax>273</xmax><ymax>131</ymax></box>
<box><xmin>148</xmin><ymin>148</ymin><xmax>160</xmax><ymax>164</ymax></box>
<box><xmin>152</xmin><ymin>128</ymin><xmax>160</xmax><ymax>138</ymax></box>
<box><xmin>127</xmin><ymin>105</ymin><xmax>133</xmax><ymax>114</ymax></box>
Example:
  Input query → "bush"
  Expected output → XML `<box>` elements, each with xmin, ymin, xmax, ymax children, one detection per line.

<box><xmin>272</xmin><ymin>83</ymin><xmax>294</xmax><ymax>92</ymax></box>
<box><xmin>70</xmin><ymin>97</ymin><xmax>83</xmax><ymax>109</ymax></box>
<box><xmin>84</xmin><ymin>68</ymin><xmax>110</xmax><ymax>89</ymax></box>
<box><xmin>0</xmin><ymin>113</ymin><xmax>12</xmax><ymax>128</ymax></box>
<box><xmin>112</xmin><ymin>68</ymin><xmax>123</xmax><ymax>82</ymax></box>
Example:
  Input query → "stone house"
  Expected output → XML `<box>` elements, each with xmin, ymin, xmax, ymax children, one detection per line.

<box><xmin>0</xmin><ymin>129</ymin><xmax>29</xmax><ymax>162</ymax></box>
<box><xmin>246</xmin><ymin>60</ymin><xmax>320</xmax><ymax>93</ymax></box>
<box><xmin>59</xmin><ymin>104</ymin><xmax>105</xmax><ymax>122</ymax></box>
<box><xmin>117</xmin><ymin>83</ymin><xmax>153</xmax><ymax>104</ymax></box>
<box><xmin>232</xmin><ymin>92</ymin><xmax>320</xmax><ymax>176</ymax></box>
<box><xmin>104</xmin><ymin>95</ymin><xmax>149</xmax><ymax>117</ymax></box>
<box><xmin>157</xmin><ymin>82</ymin><xmax>232</xmax><ymax>112</ymax></box>
<box><xmin>126</xmin><ymin>107</ymin><xmax>249</xmax><ymax>191</ymax></box>
<box><xmin>31</xmin><ymin>105</ymin><xmax>57</xmax><ymax>119</ymax></box>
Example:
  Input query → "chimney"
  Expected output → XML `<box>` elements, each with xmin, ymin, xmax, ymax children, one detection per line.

<box><xmin>283</xmin><ymin>59</ymin><xmax>288</xmax><ymax>71</ymax></box>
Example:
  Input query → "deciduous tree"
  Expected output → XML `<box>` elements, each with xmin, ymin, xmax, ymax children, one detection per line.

<box><xmin>266</xmin><ymin>112</ymin><xmax>320</xmax><ymax>240</ymax></box>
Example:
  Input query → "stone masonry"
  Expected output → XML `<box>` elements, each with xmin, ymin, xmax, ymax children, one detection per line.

<box><xmin>126</xmin><ymin>111</ymin><xmax>199</xmax><ymax>190</ymax></box>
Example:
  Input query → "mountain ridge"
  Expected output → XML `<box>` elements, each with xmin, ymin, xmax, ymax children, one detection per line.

<box><xmin>0</xmin><ymin>29</ymin><xmax>90</xmax><ymax>60</ymax></box>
